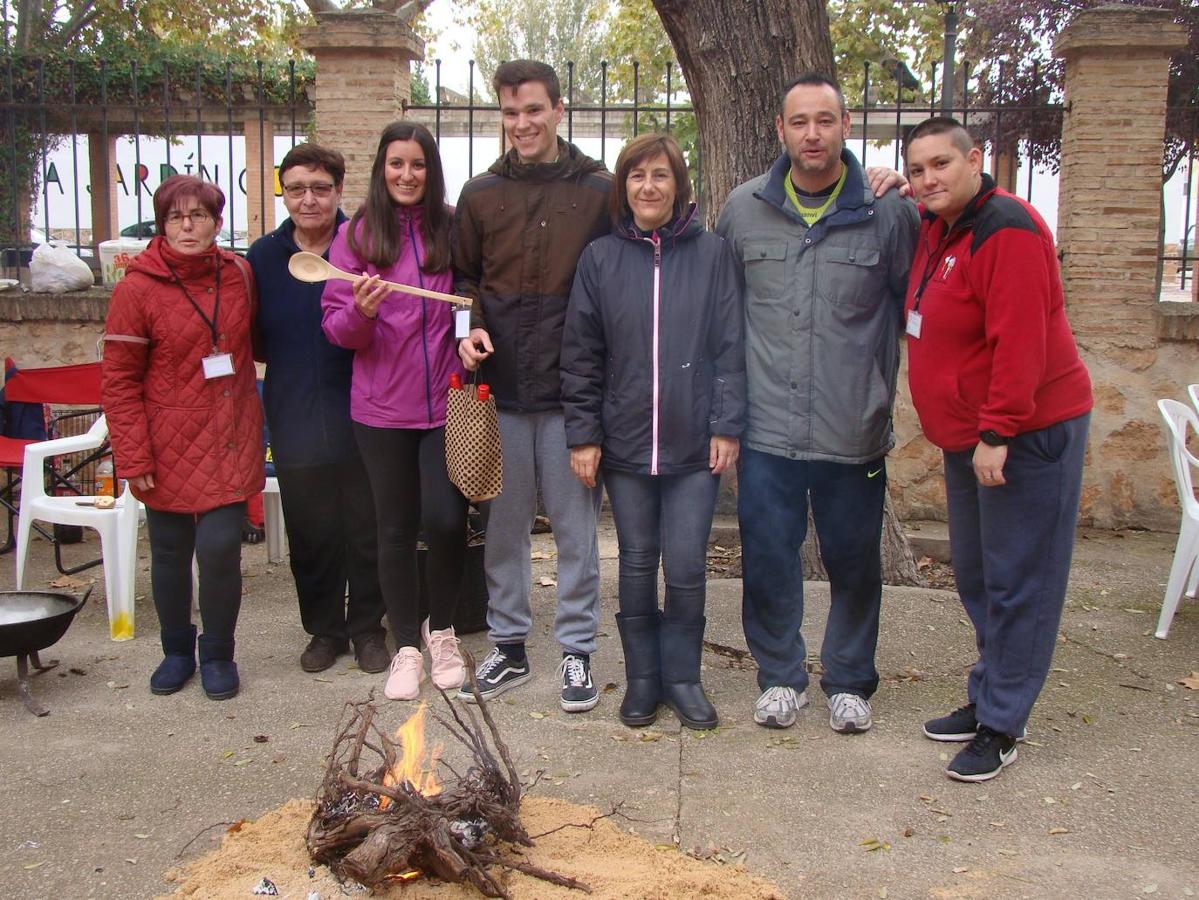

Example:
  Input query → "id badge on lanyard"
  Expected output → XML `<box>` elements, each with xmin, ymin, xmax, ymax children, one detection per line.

<box><xmin>202</xmin><ymin>351</ymin><xmax>235</xmax><ymax>379</ymax></box>
<box><xmin>169</xmin><ymin>259</ymin><xmax>234</xmax><ymax>379</ymax></box>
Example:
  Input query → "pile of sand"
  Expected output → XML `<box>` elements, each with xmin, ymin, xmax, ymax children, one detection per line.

<box><xmin>161</xmin><ymin>795</ymin><xmax>784</xmax><ymax>899</ymax></box>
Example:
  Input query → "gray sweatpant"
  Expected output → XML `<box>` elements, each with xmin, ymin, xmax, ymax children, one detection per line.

<box><xmin>484</xmin><ymin>409</ymin><xmax>602</xmax><ymax>655</ymax></box>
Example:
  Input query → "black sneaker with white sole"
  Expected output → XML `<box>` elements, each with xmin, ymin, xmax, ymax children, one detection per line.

<box><xmin>559</xmin><ymin>653</ymin><xmax>599</xmax><ymax>712</ymax></box>
<box><xmin>923</xmin><ymin>702</ymin><xmax>1028</xmax><ymax>743</ymax></box>
<box><xmin>946</xmin><ymin>725</ymin><xmax>1018</xmax><ymax>782</ymax></box>
<box><xmin>458</xmin><ymin>646</ymin><xmax>530</xmax><ymax>703</ymax></box>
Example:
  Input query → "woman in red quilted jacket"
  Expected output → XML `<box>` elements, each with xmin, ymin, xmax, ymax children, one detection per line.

<box><xmin>102</xmin><ymin>175</ymin><xmax>264</xmax><ymax>701</ymax></box>
<box><xmin>321</xmin><ymin>121</ymin><xmax>468</xmax><ymax>702</ymax></box>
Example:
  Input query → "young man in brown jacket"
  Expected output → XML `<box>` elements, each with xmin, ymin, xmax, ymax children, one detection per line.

<box><xmin>454</xmin><ymin>60</ymin><xmax>612</xmax><ymax>712</ymax></box>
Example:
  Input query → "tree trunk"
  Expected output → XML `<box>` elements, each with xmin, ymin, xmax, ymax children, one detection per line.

<box><xmin>650</xmin><ymin>0</ymin><xmax>835</xmax><ymax>224</ymax></box>
<box><xmin>800</xmin><ymin>493</ymin><xmax>922</xmax><ymax>587</ymax></box>
<box><xmin>652</xmin><ymin>0</ymin><xmax>922</xmax><ymax>587</ymax></box>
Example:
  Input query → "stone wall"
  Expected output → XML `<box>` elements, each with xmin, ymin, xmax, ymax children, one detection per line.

<box><xmin>0</xmin><ymin>290</ymin><xmax>108</xmax><ymax>368</ymax></box>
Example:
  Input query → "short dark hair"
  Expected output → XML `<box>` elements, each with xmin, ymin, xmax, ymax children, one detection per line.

<box><xmin>905</xmin><ymin>116</ymin><xmax>975</xmax><ymax>157</ymax></box>
<box><xmin>278</xmin><ymin>143</ymin><xmax>346</xmax><ymax>187</ymax></box>
<box><xmin>152</xmin><ymin>175</ymin><xmax>224</xmax><ymax>235</ymax></box>
<box><xmin>347</xmin><ymin>121</ymin><xmax>451</xmax><ymax>273</ymax></box>
<box><xmin>493</xmin><ymin>59</ymin><xmax>561</xmax><ymax>105</ymax></box>
<box><xmin>610</xmin><ymin>133</ymin><xmax>692</xmax><ymax>225</ymax></box>
<box><xmin>781</xmin><ymin>72</ymin><xmax>847</xmax><ymax>115</ymax></box>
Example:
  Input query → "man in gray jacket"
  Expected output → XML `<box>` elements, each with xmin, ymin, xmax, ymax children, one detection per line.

<box><xmin>716</xmin><ymin>73</ymin><xmax>919</xmax><ymax>734</ymax></box>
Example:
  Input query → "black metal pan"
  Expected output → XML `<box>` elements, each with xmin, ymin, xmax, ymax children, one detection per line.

<box><xmin>0</xmin><ymin>586</ymin><xmax>91</xmax><ymax>716</ymax></box>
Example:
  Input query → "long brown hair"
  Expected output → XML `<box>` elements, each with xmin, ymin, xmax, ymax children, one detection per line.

<box><xmin>346</xmin><ymin>121</ymin><xmax>450</xmax><ymax>273</ymax></box>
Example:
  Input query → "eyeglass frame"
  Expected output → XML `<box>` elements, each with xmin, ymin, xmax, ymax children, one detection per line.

<box><xmin>281</xmin><ymin>182</ymin><xmax>338</xmax><ymax>200</ymax></box>
<box><xmin>164</xmin><ymin>209</ymin><xmax>216</xmax><ymax>226</ymax></box>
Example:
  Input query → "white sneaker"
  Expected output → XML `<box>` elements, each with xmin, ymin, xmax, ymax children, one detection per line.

<box><xmin>753</xmin><ymin>685</ymin><xmax>808</xmax><ymax>729</ymax></box>
<box><xmin>384</xmin><ymin>647</ymin><xmax>423</xmax><ymax>701</ymax></box>
<box><xmin>828</xmin><ymin>692</ymin><xmax>873</xmax><ymax>733</ymax></box>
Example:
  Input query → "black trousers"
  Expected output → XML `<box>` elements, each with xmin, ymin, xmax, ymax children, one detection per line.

<box><xmin>145</xmin><ymin>502</ymin><xmax>245</xmax><ymax>641</ymax></box>
<box><xmin>275</xmin><ymin>456</ymin><xmax>385</xmax><ymax>644</ymax></box>
<box><xmin>353</xmin><ymin>423</ymin><xmax>468</xmax><ymax>649</ymax></box>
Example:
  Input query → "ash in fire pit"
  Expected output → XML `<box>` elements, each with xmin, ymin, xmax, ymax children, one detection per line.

<box><xmin>306</xmin><ymin>664</ymin><xmax>588</xmax><ymax>898</ymax></box>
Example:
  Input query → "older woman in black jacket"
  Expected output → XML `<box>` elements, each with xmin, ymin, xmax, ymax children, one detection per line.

<box><xmin>561</xmin><ymin>133</ymin><xmax>745</xmax><ymax>730</ymax></box>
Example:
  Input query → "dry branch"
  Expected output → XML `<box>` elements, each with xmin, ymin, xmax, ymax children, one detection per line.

<box><xmin>306</xmin><ymin>693</ymin><xmax>583</xmax><ymax>897</ymax></box>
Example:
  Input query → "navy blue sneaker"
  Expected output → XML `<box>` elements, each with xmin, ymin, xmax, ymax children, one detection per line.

<box><xmin>458</xmin><ymin>646</ymin><xmax>530</xmax><ymax>703</ymax></box>
<box><xmin>946</xmin><ymin>726</ymin><xmax>1018</xmax><ymax>782</ymax></box>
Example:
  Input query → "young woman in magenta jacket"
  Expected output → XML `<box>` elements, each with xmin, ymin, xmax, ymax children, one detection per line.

<box><xmin>321</xmin><ymin>121</ymin><xmax>468</xmax><ymax>701</ymax></box>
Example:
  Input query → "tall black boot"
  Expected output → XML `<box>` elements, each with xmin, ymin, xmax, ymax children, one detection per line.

<box><xmin>150</xmin><ymin>625</ymin><xmax>196</xmax><ymax>695</ymax></box>
<box><xmin>198</xmin><ymin>635</ymin><xmax>239</xmax><ymax>701</ymax></box>
<box><xmin>616</xmin><ymin>612</ymin><xmax>662</xmax><ymax>727</ymax></box>
<box><xmin>660</xmin><ymin>616</ymin><xmax>717</xmax><ymax>730</ymax></box>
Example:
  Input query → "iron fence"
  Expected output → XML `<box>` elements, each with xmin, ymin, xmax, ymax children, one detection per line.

<box><xmin>1</xmin><ymin>51</ymin><xmax>1191</xmax><ymax>295</ymax></box>
<box><xmin>0</xmin><ymin>54</ymin><xmax>312</xmax><ymax>264</ymax></box>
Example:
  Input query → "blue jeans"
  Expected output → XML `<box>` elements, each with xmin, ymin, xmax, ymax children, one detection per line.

<box><xmin>738</xmin><ymin>448</ymin><xmax>885</xmax><ymax>698</ymax></box>
<box><xmin>604</xmin><ymin>467</ymin><xmax>720</xmax><ymax>621</ymax></box>
<box><xmin>944</xmin><ymin>413</ymin><xmax>1089</xmax><ymax>737</ymax></box>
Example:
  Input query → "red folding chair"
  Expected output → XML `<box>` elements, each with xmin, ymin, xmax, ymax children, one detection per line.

<box><xmin>1</xmin><ymin>359</ymin><xmax>106</xmax><ymax>573</ymax></box>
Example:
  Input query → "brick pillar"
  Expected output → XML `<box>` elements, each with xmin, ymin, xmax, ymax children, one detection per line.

<box><xmin>990</xmin><ymin>147</ymin><xmax>1018</xmax><ymax>193</ymax></box>
<box><xmin>1053</xmin><ymin>5</ymin><xmax>1187</xmax><ymax>352</ymax></box>
<box><xmin>300</xmin><ymin>9</ymin><xmax>423</xmax><ymax>213</ymax></box>
<box><xmin>243</xmin><ymin>116</ymin><xmax>276</xmax><ymax>241</ymax></box>
<box><xmin>88</xmin><ymin>134</ymin><xmax>119</xmax><ymax>247</ymax></box>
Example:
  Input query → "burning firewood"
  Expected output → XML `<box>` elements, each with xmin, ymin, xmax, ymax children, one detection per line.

<box><xmin>306</xmin><ymin>657</ymin><xmax>590</xmax><ymax>898</ymax></box>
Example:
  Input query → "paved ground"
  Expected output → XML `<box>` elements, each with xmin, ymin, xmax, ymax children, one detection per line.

<box><xmin>0</xmin><ymin>517</ymin><xmax>1195</xmax><ymax>899</ymax></box>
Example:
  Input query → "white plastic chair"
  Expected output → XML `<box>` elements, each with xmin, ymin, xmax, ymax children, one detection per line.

<box><xmin>15</xmin><ymin>415</ymin><xmax>141</xmax><ymax>641</ymax></box>
<box><xmin>1155</xmin><ymin>399</ymin><xmax>1199</xmax><ymax>639</ymax></box>
<box><xmin>1189</xmin><ymin>384</ymin><xmax>1199</xmax><ymax>416</ymax></box>
<box><xmin>263</xmin><ymin>476</ymin><xmax>286</xmax><ymax>564</ymax></box>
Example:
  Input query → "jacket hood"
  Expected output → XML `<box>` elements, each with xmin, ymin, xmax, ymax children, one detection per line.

<box><xmin>126</xmin><ymin>235</ymin><xmax>229</xmax><ymax>282</ymax></box>
<box><xmin>615</xmin><ymin>202</ymin><xmax>704</xmax><ymax>244</ymax></box>
<box><xmin>488</xmin><ymin>138</ymin><xmax>606</xmax><ymax>183</ymax></box>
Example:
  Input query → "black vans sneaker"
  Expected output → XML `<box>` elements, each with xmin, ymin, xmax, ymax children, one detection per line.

<box><xmin>559</xmin><ymin>653</ymin><xmax>599</xmax><ymax>713</ymax></box>
<box><xmin>946</xmin><ymin>726</ymin><xmax>1018</xmax><ymax>782</ymax></box>
<box><xmin>458</xmin><ymin>646</ymin><xmax>530</xmax><ymax>703</ymax></box>
<box><xmin>924</xmin><ymin>702</ymin><xmax>1028</xmax><ymax>743</ymax></box>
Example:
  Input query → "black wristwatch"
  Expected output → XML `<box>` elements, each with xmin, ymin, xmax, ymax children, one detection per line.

<box><xmin>979</xmin><ymin>429</ymin><xmax>1009</xmax><ymax>446</ymax></box>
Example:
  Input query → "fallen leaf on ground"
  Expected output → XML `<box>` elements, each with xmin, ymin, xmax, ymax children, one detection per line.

<box><xmin>538</xmin><ymin>575</ymin><xmax>557</xmax><ymax>587</ymax></box>
<box><xmin>639</xmin><ymin>731</ymin><xmax>663</xmax><ymax>742</ymax></box>
<box><xmin>253</xmin><ymin>734</ymin><xmax>270</xmax><ymax>743</ymax></box>
<box><xmin>953</xmin><ymin>866</ymin><xmax>969</xmax><ymax>874</ymax></box>
<box><xmin>529</xmin><ymin>711</ymin><xmax>547</xmax><ymax>720</ymax></box>
<box><xmin>1178</xmin><ymin>672</ymin><xmax>1199</xmax><ymax>690</ymax></box>
<box><xmin>530</xmin><ymin>551</ymin><xmax>555</xmax><ymax>560</ymax></box>
<box><xmin>48</xmin><ymin>574</ymin><xmax>86</xmax><ymax>588</ymax></box>
<box><xmin>860</xmin><ymin>838</ymin><xmax>891</xmax><ymax>852</ymax></box>
<box><xmin>1049</xmin><ymin>827</ymin><xmax>1070</xmax><ymax>835</ymax></box>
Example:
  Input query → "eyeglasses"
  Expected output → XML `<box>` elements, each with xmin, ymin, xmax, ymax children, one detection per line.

<box><xmin>281</xmin><ymin>182</ymin><xmax>336</xmax><ymax>199</ymax></box>
<box><xmin>164</xmin><ymin>210</ymin><xmax>214</xmax><ymax>226</ymax></box>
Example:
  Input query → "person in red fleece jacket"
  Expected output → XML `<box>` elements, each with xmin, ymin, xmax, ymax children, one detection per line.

<box><xmin>903</xmin><ymin>118</ymin><xmax>1092</xmax><ymax>783</ymax></box>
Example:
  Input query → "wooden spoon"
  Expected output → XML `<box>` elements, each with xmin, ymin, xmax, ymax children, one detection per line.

<box><xmin>288</xmin><ymin>251</ymin><xmax>472</xmax><ymax>308</ymax></box>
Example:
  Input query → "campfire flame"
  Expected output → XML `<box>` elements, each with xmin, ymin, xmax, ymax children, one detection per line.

<box><xmin>384</xmin><ymin>869</ymin><xmax>423</xmax><ymax>883</ymax></box>
<box><xmin>378</xmin><ymin>702</ymin><xmax>442</xmax><ymax>810</ymax></box>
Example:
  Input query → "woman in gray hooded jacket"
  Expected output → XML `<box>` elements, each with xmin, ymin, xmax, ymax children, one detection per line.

<box><xmin>561</xmin><ymin>133</ymin><xmax>746</xmax><ymax>730</ymax></box>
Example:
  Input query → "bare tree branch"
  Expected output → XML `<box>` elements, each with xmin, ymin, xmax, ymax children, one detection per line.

<box><xmin>59</xmin><ymin>1</ymin><xmax>100</xmax><ymax>45</ymax></box>
<box><xmin>303</xmin><ymin>0</ymin><xmax>342</xmax><ymax>14</ymax></box>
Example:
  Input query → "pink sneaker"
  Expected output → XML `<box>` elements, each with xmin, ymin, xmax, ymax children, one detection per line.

<box><xmin>384</xmin><ymin>647</ymin><xmax>423</xmax><ymax>700</ymax></box>
<box><xmin>422</xmin><ymin>619</ymin><xmax>465</xmax><ymax>691</ymax></box>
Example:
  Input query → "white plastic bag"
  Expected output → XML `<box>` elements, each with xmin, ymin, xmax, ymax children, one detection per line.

<box><xmin>30</xmin><ymin>240</ymin><xmax>94</xmax><ymax>293</ymax></box>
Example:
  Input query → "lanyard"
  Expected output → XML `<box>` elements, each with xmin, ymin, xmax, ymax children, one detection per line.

<box><xmin>911</xmin><ymin>227</ymin><xmax>954</xmax><ymax>314</ymax></box>
<box><xmin>165</xmin><ymin>258</ymin><xmax>222</xmax><ymax>352</ymax></box>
